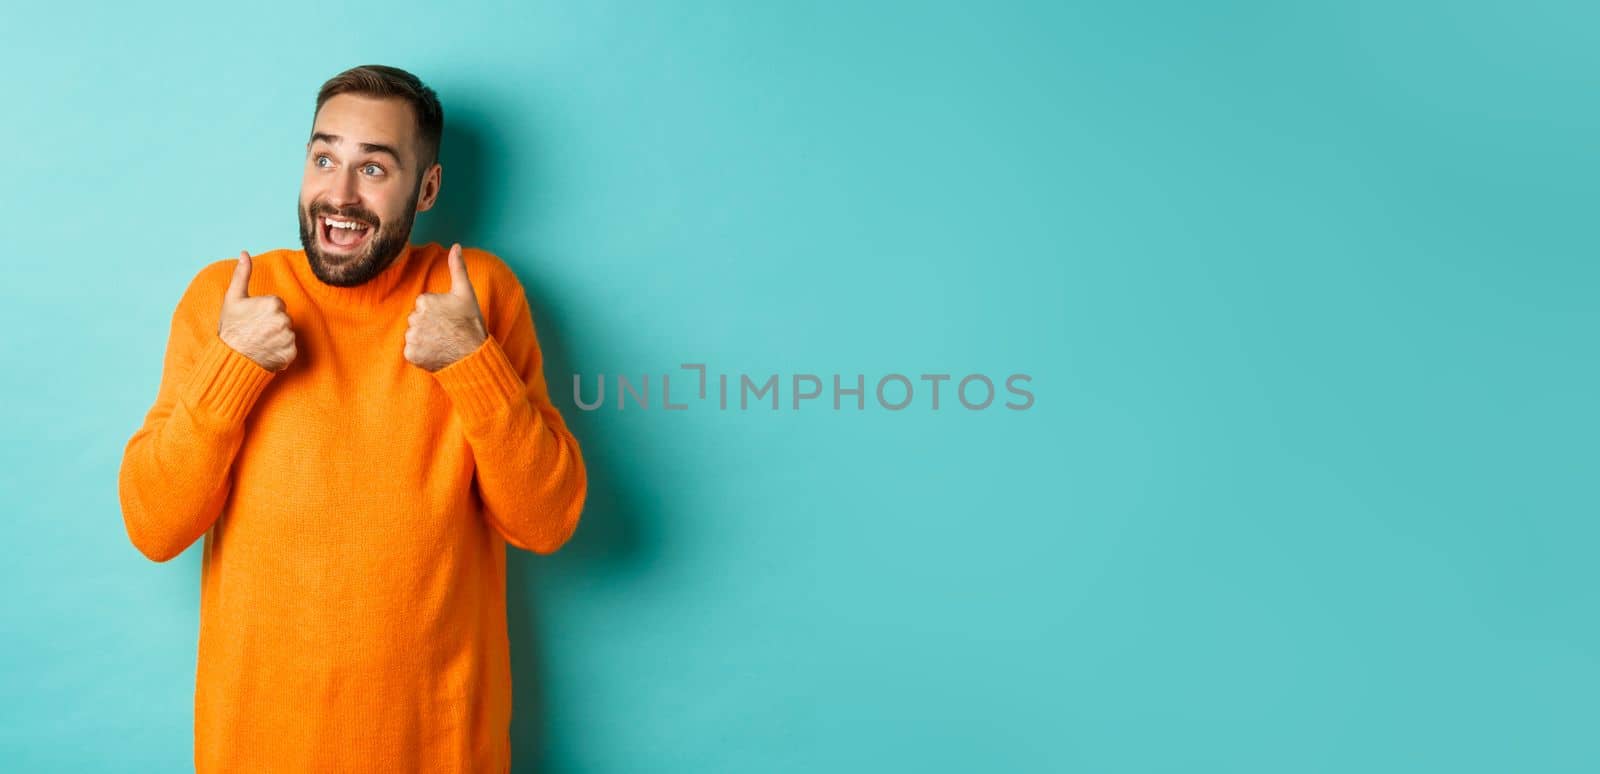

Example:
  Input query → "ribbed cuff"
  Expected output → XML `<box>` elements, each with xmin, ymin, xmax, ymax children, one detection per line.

<box><xmin>179</xmin><ymin>334</ymin><xmax>277</xmax><ymax>427</ymax></box>
<box><xmin>431</xmin><ymin>335</ymin><xmax>527</xmax><ymax>421</ymax></box>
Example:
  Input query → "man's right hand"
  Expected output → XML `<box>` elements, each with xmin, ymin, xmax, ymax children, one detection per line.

<box><xmin>218</xmin><ymin>250</ymin><xmax>298</xmax><ymax>372</ymax></box>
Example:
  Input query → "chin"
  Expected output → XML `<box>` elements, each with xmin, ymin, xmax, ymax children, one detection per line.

<box><xmin>296</xmin><ymin>198</ymin><xmax>417</xmax><ymax>286</ymax></box>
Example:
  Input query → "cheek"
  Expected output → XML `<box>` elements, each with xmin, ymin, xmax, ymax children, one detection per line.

<box><xmin>374</xmin><ymin>197</ymin><xmax>405</xmax><ymax>226</ymax></box>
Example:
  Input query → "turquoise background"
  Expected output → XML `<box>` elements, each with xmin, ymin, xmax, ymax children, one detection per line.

<box><xmin>2</xmin><ymin>1</ymin><xmax>1595</xmax><ymax>771</ymax></box>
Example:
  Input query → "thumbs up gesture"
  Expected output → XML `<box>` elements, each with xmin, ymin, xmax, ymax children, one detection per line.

<box><xmin>218</xmin><ymin>250</ymin><xmax>298</xmax><ymax>372</ymax></box>
<box><xmin>404</xmin><ymin>243</ymin><xmax>488</xmax><ymax>372</ymax></box>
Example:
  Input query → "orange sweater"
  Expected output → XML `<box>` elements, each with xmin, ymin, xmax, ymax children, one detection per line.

<box><xmin>118</xmin><ymin>241</ymin><xmax>587</xmax><ymax>773</ymax></box>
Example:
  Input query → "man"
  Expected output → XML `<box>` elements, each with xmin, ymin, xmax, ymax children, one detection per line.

<box><xmin>117</xmin><ymin>64</ymin><xmax>587</xmax><ymax>772</ymax></box>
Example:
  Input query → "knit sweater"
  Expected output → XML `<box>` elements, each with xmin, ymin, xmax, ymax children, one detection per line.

<box><xmin>117</xmin><ymin>241</ymin><xmax>587</xmax><ymax>773</ymax></box>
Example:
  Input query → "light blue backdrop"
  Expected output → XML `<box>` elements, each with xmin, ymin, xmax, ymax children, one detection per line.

<box><xmin>2</xmin><ymin>1</ymin><xmax>1595</xmax><ymax>771</ymax></box>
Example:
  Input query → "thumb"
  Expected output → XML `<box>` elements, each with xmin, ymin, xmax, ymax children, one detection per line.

<box><xmin>226</xmin><ymin>250</ymin><xmax>252</xmax><ymax>301</ymax></box>
<box><xmin>447</xmin><ymin>244</ymin><xmax>475</xmax><ymax>301</ymax></box>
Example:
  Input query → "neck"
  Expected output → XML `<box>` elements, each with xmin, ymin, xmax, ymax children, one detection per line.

<box><xmin>296</xmin><ymin>242</ymin><xmax>420</xmax><ymax>309</ymax></box>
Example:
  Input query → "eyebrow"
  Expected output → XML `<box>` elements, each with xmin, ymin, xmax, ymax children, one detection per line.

<box><xmin>309</xmin><ymin>132</ymin><xmax>405</xmax><ymax>170</ymax></box>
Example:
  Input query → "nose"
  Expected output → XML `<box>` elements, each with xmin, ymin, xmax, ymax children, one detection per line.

<box><xmin>327</xmin><ymin>167</ymin><xmax>361</xmax><ymax>208</ymax></box>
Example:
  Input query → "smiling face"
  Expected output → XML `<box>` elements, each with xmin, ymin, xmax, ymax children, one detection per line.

<box><xmin>297</xmin><ymin>93</ymin><xmax>441</xmax><ymax>286</ymax></box>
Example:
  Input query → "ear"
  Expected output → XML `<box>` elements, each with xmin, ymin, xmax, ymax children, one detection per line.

<box><xmin>415</xmin><ymin>162</ymin><xmax>443</xmax><ymax>213</ymax></box>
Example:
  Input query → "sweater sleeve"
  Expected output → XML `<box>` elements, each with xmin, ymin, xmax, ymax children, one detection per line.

<box><xmin>118</xmin><ymin>263</ymin><xmax>278</xmax><ymax>562</ymax></box>
<box><xmin>429</xmin><ymin>281</ymin><xmax>588</xmax><ymax>554</ymax></box>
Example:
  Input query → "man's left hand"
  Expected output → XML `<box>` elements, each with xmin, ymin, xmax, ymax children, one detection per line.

<box><xmin>405</xmin><ymin>243</ymin><xmax>488</xmax><ymax>372</ymax></box>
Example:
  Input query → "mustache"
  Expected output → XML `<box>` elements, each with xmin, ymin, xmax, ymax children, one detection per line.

<box><xmin>308</xmin><ymin>204</ymin><xmax>380</xmax><ymax>227</ymax></box>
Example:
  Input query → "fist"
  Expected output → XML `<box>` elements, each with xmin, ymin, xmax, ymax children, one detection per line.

<box><xmin>405</xmin><ymin>243</ymin><xmax>487</xmax><ymax>372</ymax></box>
<box><xmin>218</xmin><ymin>250</ymin><xmax>297</xmax><ymax>372</ymax></box>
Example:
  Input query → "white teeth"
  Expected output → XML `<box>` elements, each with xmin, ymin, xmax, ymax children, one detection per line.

<box><xmin>324</xmin><ymin>217</ymin><xmax>368</xmax><ymax>230</ymax></box>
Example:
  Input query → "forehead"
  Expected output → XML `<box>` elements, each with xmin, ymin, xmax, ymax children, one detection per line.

<box><xmin>310</xmin><ymin>93</ymin><xmax>417</xmax><ymax>155</ymax></box>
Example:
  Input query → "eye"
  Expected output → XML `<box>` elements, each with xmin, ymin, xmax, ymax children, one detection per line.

<box><xmin>362</xmin><ymin>163</ymin><xmax>385</xmax><ymax>176</ymax></box>
<box><xmin>314</xmin><ymin>154</ymin><xmax>332</xmax><ymax>168</ymax></box>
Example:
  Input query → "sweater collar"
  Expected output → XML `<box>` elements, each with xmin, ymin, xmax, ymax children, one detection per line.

<box><xmin>293</xmin><ymin>242</ymin><xmax>425</xmax><ymax>308</ymax></box>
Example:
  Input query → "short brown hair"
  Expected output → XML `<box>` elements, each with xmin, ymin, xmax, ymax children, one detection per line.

<box><xmin>314</xmin><ymin>64</ymin><xmax>444</xmax><ymax>171</ymax></box>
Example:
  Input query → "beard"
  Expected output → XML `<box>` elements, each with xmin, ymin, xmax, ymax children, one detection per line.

<box><xmin>297</xmin><ymin>184</ymin><xmax>420</xmax><ymax>287</ymax></box>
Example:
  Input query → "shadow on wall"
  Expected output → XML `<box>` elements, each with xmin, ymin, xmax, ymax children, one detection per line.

<box><xmin>416</xmin><ymin>108</ymin><xmax>654</xmax><ymax>771</ymax></box>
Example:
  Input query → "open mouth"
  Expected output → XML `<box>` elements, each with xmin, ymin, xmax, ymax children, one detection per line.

<box><xmin>319</xmin><ymin>215</ymin><xmax>374</xmax><ymax>252</ymax></box>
